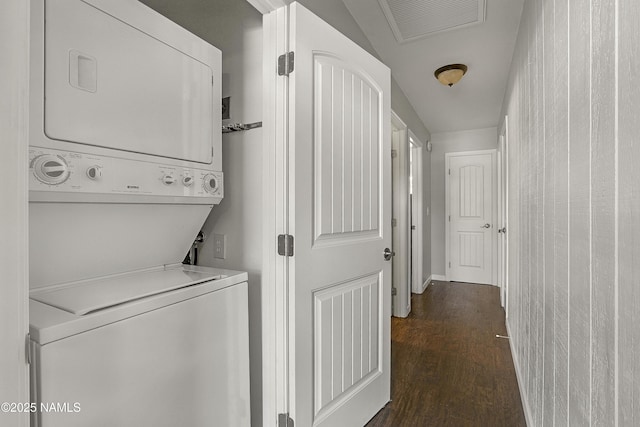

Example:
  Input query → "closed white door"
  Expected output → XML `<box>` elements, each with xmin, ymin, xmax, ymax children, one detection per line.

<box><xmin>288</xmin><ymin>3</ymin><xmax>392</xmax><ymax>426</ymax></box>
<box><xmin>446</xmin><ymin>151</ymin><xmax>496</xmax><ymax>285</ymax></box>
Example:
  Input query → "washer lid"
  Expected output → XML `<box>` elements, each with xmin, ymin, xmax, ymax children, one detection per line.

<box><xmin>30</xmin><ymin>265</ymin><xmax>227</xmax><ymax>315</ymax></box>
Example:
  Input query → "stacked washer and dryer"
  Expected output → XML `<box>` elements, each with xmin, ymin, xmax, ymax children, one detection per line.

<box><xmin>27</xmin><ymin>1</ymin><xmax>250</xmax><ymax>426</ymax></box>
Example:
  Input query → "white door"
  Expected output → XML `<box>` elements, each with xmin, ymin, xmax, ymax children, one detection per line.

<box><xmin>446</xmin><ymin>150</ymin><xmax>496</xmax><ymax>285</ymax></box>
<box><xmin>287</xmin><ymin>3</ymin><xmax>392</xmax><ymax>426</ymax></box>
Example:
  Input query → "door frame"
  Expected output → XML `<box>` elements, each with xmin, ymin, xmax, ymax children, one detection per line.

<box><xmin>260</xmin><ymin>3</ymin><xmax>291</xmax><ymax>427</ymax></box>
<box><xmin>0</xmin><ymin>0</ymin><xmax>31</xmax><ymax>424</ymax></box>
<box><xmin>498</xmin><ymin>117</ymin><xmax>509</xmax><ymax>313</ymax></box>
<box><xmin>444</xmin><ymin>149</ymin><xmax>498</xmax><ymax>285</ymax></box>
<box><xmin>391</xmin><ymin>111</ymin><xmax>411</xmax><ymax>318</ymax></box>
<box><xmin>408</xmin><ymin>130</ymin><xmax>425</xmax><ymax>294</ymax></box>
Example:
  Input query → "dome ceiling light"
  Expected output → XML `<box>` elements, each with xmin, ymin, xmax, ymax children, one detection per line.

<box><xmin>434</xmin><ymin>64</ymin><xmax>468</xmax><ymax>87</ymax></box>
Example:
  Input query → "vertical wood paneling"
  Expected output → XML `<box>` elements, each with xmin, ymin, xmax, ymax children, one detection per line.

<box><xmin>343</xmin><ymin>72</ymin><xmax>354</xmax><ymax>233</ymax></box>
<box><xmin>370</xmin><ymin>93</ymin><xmax>379</xmax><ymax>231</ymax></box>
<box><xmin>459</xmin><ymin>233</ymin><xmax>482</xmax><ymax>267</ymax></box>
<box><xmin>343</xmin><ymin>291</ymin><xmax>354</xmax><ymax>390</ymax></box>
<box><xmin>362</xmin><ymin>87</ymin><xmax>372</xmax><ymax>231</ymax></box>
<box><xmin>319</xmin><ymin>293</ymin><xmax>333</xmax><ymax>409</ymax></box>
<box><xmin>353</xmin><ymin>77</ymin><xmax>363</xmax><ymax>232</ymax></box>
<box><xmin>318</xmin><ymin>61</ymin><xmax>333</xmax><ymax>237</ymax></box>
<box><xmin>568</xmin><ymin>0</ymin><xmax>592</xmax><ymax>423</ymax></box>
<box><xmin>331</xmin><ymin>294</ymin><xmax>344</xmax><ymax>399</ymax></box>
<box><xmin>313</xmin><ymin>57</ymin><xmax>382</xmax><ymax>241</ymax></box>
<box><xmin>332</xmin><ymin>67</ymin><xmax>344</xmax><ymax>234</ymax></box>
<box><xmin>618</xmin><ymin>0</ymin><xmax>640</xmax><ymax>423</ymax></box>
<box><xmin>313</xmin><ymin>277</ymin><xmax>381</xmax><ymax>417</ymax></box>
<box><xmin>352</xmin><ymin>286</ymin><xmax>363</xmax><ymax>383</ymax></box>
<box><xmin>530</xmin><ymin>1</ymin><xmax>544</xmax><ymax>420</ymax></box>
<box><xmin>591</xmin><ymin>0</ymin><xmax>617</xmax><ymax>423</ymax></box>
<box><xmin>459</xmin><ymin>165</ymin><xmax>484</xmax><ymax>217</ymax></box>
<box><xmin>541</xmin><ymin>0</ymin><xmax>557</xmax><ymax>423</ymax></box>
<box><xmin>552</xmin><ymin>0</ymin><xmax>570</xmax><ymax>424</ymax></box>
<box><xmin>504</xmin><ymin>0</ymin><xmax>638</xmax><ymax>425</ymax></box>
<box><xmin>362</xmin><ymin>284</ymin><xmax>371</xmax><ymax>373</ymax></box>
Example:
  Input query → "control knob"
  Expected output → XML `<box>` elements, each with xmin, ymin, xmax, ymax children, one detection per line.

<box><xmin>203</xmin><ymin>174</ymin><xmax>219</xmax><ymax>194</ymax></box>
<box><xmin>31</xmin><ymin>154</ymin><xmax>70</xmax><ymax>185</ymax></box>
<box><xmin>162</xmin><ymin>174</ymin><xmax>176</xmax><ymax>185</ymax></box>
<box><xmin>86</xmin><ymin>165</ymin><xmax>102</xmax><ymax>180</ymax></box>
<box><xmin>182</xmin><ymin>175</ymin><xmax>194</xmax><ymax>187</ymax></box>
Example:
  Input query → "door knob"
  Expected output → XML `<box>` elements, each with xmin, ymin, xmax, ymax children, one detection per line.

<box><xmin>481</xmin><ymin>223</ymin><xmax>491</xmax><ymax>228</ymax></box>
<box><xmin>498</xmin><ymin>227</ymin><xmax>507</xmax><ymax>234</ymax></box>
<box><xmin>383</xmin><ymin>248</ymin><xmax>395</xmax><ymax>261</ymax></box>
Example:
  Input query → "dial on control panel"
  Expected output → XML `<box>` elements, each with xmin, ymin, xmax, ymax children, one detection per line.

<box><xmin>86</xmin><ymin>166</ymin><xmax>102</xmax><ymax>180</ymax></box>
<box><xmin>203</xmin><ymin>174</ymin><xmax>219</xmax><ymax>195</ymax></box>
<box><xmin>182</xmin><ymin>175</ymin><xmax>194</xmax><ymax>187</ymax></box>
<box><xmin>32</xmin><ymin>154</ymin><xmax>70</xmax><ymax>185</ymax></box>
<box><xmin>162</xmin><ymin>174</ymin><xmax>176</xmax><ymax>185</ymax></box>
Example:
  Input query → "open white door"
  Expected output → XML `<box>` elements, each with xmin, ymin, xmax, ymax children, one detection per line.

<box><xmin>284</xmin><ymin>3</ymin><xmax>392</xmax><ymax>426</ymax></box>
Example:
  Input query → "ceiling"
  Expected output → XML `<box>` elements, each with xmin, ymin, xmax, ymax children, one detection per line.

<box><xmin>342</xmin><ymin>0</ymin><xmax>524</xmax><ymax>134</ymax></box>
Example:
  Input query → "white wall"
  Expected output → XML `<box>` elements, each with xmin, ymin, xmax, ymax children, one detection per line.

<box><xmin>139</xmin><ymin>1</ymin><xmax>264</xmax><ymax>425</ymax></box>
<box><xmin>502</xmin><ymin>0</ymin><xmax>640</xmax><ymax>425</ymax></box>
<box><xmin>430</xmin><ymin>127</ymin><xmax>497</xmax><ymax>277</ymax></box>
<box><xmin>0</xmin><ymin>1</ymin><xmax>30</xmax><ymax>425</ymax></box>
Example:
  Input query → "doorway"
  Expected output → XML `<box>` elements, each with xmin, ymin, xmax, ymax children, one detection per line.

<box><xmin>498</xmin><ymin>118</ymin><xmax>509</xmax><ymax>310</ymax></box>
<box><xmin>391</xmin><ymin>111</ymin><xmax>410</xmax><ymax>318</ymax></box>
<box><xmin>445</xmin><ymin>150</ymin><xmax>497</xmax><ymax>285</ymax></box>
<box><xmin>409</xmin><ymin>131</ymin><xmax>425</xmax><ymax>294</ymax></box>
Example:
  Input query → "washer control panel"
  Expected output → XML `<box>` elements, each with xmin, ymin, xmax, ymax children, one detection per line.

<box><xmin>29</xmin><ymin>148</ymin><xmax>223</xmax><ymax>201</ymax></box>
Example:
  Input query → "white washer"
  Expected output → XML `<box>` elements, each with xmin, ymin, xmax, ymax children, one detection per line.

<box><xmin>27</xmin><ymin>2</ymin><xmax>249</xmax><ymax>426</ymax></box>
<box><xmin>29</xmin><ymin>265</ymin><xmax>250</xmax><ymax>427</ymax></box>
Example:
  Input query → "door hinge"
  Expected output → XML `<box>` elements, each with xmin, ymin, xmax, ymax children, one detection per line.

<box><xmin>391</xmin><ymin>287</ymin><xmax>397</xmax><ymax>296</ymax></box>
<box><xmin>448</xmin><ymin>215</ymin><xmax>451</xmax><ymax>222</ymax></box>
<box><xmin>391</xmin><ymin>218</ymin><xmax>397</xmax><ymax>227</ymax></box>
<box><xmin>278</xmin><ymin>413</ymin><xmax>294</xmax><ymax>427</ymax></box>
<box><xmin>278</xmin><ymin>52</ymin><xmax>295</xmax><ymax>76</ymax></box>
<box><xmin>25</xmin><ymin>333</ymin><xmax>31</xmax><ymax>365</ymax></box>
<box><xmin>449</xmin><ymin>262</ymin><xmax>451</xmax><ymax>268</ymax></box>
<box><xmin>391</xmin><ymin>149</ymin><xmax>398</xmax><ymax>158</ymax></box>
<box><xmin>277</xmin><ymin>234</ymin><xmax>294</xmax><ymax>257</ymax></box>
<box><xmin>448</xmin><ymin>168</ymin><xmax>451</xmax><ymax>175</ymax></box>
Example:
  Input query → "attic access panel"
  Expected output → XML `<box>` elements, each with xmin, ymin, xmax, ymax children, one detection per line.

<box><xmin>379</xmin><ymin>0</ymin><xmax>486</xmax><ymax>43</ymax></box>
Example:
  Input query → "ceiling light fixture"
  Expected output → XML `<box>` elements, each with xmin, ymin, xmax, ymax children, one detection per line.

<box><xmin>434</xmin><ymin>64</ymin><xmax>468</xmax><ymax>87</ymax></box>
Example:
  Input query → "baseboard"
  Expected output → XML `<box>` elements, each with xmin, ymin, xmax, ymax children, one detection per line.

<box><xmin>431</xmin><ymin>274</ymin><xmax>446</xmax><ymax>281</ymax></box>
<box><xmin>506</xmin><ymin>320</ymin><xmax>533</xmax><ymax>427</ymax></box>
<box><xmin>422</xmin><ymin>277</ymin><xmax>430</xmax><ymax>292</ymax></box>
<box><xmin>414</xmin><ymin>274</ymin><xmax>436</xmax><ymax>294</ymax></box>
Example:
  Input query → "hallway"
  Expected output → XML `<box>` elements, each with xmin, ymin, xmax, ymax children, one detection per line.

<box><xmin>366</xmin><ymin>281</ymin><xmax>526</xmax><ymax>427</ymax></box>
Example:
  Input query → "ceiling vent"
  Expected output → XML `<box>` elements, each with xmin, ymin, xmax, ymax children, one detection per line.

<box><xmin>378</xmin><ymin>0</ymin><xmax>486</xmax><ymax>43</ymax></box>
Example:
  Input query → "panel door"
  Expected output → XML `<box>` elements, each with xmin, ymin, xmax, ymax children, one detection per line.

<box><xmin>288</xmin><ymin>3</ymin><xmax>392</xmax><ymax>426</ymax></box>
<box><xmin>447</xmin><ymin>151</ymin><xmax>495</xmax><ymax>284</ymax></box>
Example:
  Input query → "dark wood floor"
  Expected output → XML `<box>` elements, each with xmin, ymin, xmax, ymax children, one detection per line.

<box><xmin>366</xmin><ymin>281</ymin><xmax>527</xmax><ymax>427</ymax></box>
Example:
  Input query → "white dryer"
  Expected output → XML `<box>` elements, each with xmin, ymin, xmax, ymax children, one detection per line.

<box><xmin>27</xmin><ymin>1</ymin><xmax>250</xmax><ymax>426</ymax></box>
